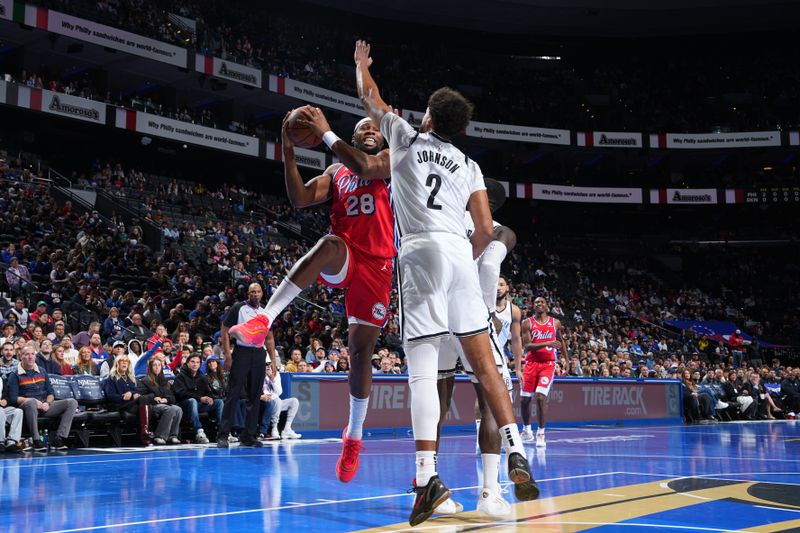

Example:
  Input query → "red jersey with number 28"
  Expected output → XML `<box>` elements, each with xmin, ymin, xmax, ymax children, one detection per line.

<box><xmin>525</xmin><ymin>316</ymin><xmax>558</xmax><ymax>363</ymax></box>
<box><xmin>329</xmin><ymin>164</ymin><xmax>396</xmax><ymax>260</ymax></box>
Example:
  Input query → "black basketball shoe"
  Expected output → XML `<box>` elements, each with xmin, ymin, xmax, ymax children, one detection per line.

<box><xmin>408</xmin><ymin>475</ymin><xmax>451</xmax><ymax>527</ymax></box>
<box><xmin>508</xmin><ymin>452</ymin><xmax>540</xmax><ymax>501</ymax></box>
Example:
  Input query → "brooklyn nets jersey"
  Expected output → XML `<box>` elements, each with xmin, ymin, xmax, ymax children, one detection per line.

<box><xmin>494</xmin><ymin>299</ymin><xmax>513</xmax><ymax>349</ymax></box>
<box><xmin>380</xmin><ymin>112</ymin><xmax>485</xmax><ymax>239</ymax></box>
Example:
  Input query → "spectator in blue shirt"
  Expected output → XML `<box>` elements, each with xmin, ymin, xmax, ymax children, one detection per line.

<box><xmin>8</xmin><ymin>344</ymin><xmax>78</xmax><ymax>450</ymax></box>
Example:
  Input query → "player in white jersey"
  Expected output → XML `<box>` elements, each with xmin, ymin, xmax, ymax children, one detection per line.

<box><xmin>433</xmin><ymin>180</ymin><xmax>519</xmax><ymax>518</ymax></box>
<box><xmin>354</xmin><ymin>40</ymin><xmax>538</xmax><ymax>526</ymax></box>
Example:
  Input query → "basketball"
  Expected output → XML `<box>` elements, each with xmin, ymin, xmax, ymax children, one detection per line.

<box><xmin>286</xmin><ymin>107</ymin><xmax>322</xmax><ymax>149</ymax></box>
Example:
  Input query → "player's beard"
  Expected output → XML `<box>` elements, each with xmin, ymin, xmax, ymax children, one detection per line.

<box><xmin>496</xmin><ymin>291</ymin><xmax>508</xmax><ymax>305</ymax></box>
<box><xmin>355</xmin><ymin>139</ymin><xmax>382</xmax><ymax>156</ymax></box>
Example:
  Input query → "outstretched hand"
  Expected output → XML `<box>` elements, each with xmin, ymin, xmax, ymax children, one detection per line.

<box><xmin>296</xmin><ymin>106</ymin><xmax>332</xmax><ymax>137</ymax></box>
<box><xmin>354</xmin><ymin>40</ymin><xmax>373</xmax><ymax>67</ymax></box>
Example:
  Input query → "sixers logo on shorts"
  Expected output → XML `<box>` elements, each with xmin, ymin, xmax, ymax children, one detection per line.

<box><xmin>371</xmin><ymin>302</ymin><xmax>387</xmax><ymax>321</ymax></box>
<box><xmin>540</xmin><ymin>376</ymin><xmax>550</xmax><ymax>385</ymax></box>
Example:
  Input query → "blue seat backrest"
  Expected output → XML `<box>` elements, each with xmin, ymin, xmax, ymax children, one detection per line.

<box><xmin>72</xmin><ymin>375</ymin><xmax>106</xmax><ymax>407</ymax></box>
<box><xmin>49</xmin><ymin>374</ymin><xmax>76</xmax><ymax>401</ymax></box>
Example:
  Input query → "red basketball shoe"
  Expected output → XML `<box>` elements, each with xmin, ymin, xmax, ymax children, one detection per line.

<box><xmin>228</xmin><ymin>314</ymin><xmax>271</xmax><ymax>346</ymax></box>
<box><xmin>336</xmin><ymin>428</ymin><xmax>364</xmax><ymax>483</ymax></box>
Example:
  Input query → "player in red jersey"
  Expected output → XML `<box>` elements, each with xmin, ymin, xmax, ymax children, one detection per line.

<box><xmin>519</xmin><ymin>296</ymin><xmax>567</xmax><ymax>448</ymax></box>
<box><xmin>230</xmin><ymin>106</ymin><xmax>394</xmax><ymax>482</ymax></box>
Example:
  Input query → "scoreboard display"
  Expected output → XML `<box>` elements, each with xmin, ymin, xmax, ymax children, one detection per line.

<box><xmin>745</xmin><ymin>187</ymin><xmax>800</xmax><ymax>203</ymax></box>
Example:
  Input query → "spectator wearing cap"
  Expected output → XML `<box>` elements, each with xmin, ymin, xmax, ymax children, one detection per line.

<box><xmin>47</xmin><ymin>321</ymin><xmax>67</xmax><ymax>345</ymax></box>
<box><xmin>728</xmin><ymin>329</ymin><xmax>745</xmax><ymax>368</ymax></box>
<box><xmin>309</xmin><ymin>346</ymin><xmax>328</xmax><ymax>370</ymax></box>
<box><xmin>100</xmin><ymin>341</ymin><xmax>129</xmax><ymax>378</ymax></box>
<box><xmin>371</xmin><ymin>353</ymin><xmax>382</xmax><ymax>374</ymax></box>
<box><xmin>173</xmin><ymin>353</ymin><xmax>223</xmax><ymax>444</ymax></box>
<box><xmin>8</xmin><ymin>344</ymin><xmax>78</xmax><ymax>450</ymax></box>
<box><xmin>30</xmin><ymin>301</ymin><xmax>49</xmax><ymax>324</ymax></box>
<box><xmin>5</xmin><ymin>257</ymin><xmax>31</xmax><ymax>295</ymax></box>
<box><xmin>328</xmin><ymin>296</ymin><xmax>345</xmax><ymax>317</ymax></box>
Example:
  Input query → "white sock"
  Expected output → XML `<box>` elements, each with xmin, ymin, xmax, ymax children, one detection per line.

<box><xmin>479</xmin><ymin>240</ymin><xmax>508</xmax><ymax>310</ymax></box>
<box><xmin>537</xmin><ymin>427</ymin><xmax>545</xmax><ymax>435</ymax></box>
<box><xmin>499</xmin><ymin>423</ymin><xmax>525</xmax><ymax>457</ymax></box>
<box><xmin>524</xmin><ymin>424</ymin><xmax>532</xmax><ymax>433</ymax></box>
<box><xmin>416</xmin><ymin>451</ymin><xmax>437</xmax><ymax>486</ymax></box>
<box><xmin>481</xmin><ymin>453</ymin><xmax>501</xmax><ymax>493</ymax></box>
<box><xmin>346</xmin><ymin>395</ymin><xmax>369</xmax><ymax>440</ymax></box>
<box><xmin>264</xmin><ymin>279</ymin><xmax>302</xmax><ymax>323</ymax></box>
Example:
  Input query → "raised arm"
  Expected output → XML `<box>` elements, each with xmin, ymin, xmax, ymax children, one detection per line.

<box><xmin>297</xmin><ymin>106</ymin><xmax>391</xmax><ymax>180</ymax></box>
<box><xmin>354</xmin><ymin>40</ymin><xmax>390</xmax><ymax>126</ymax></box>
<box><xmin>281</xmin><ymin>110</ymin><xmax>335</xmax><ymax>207</ymax></box>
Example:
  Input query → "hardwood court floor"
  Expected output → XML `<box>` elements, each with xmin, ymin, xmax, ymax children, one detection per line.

<box><xmin>3</xmin><ymin>421</ymin><xmax>799</xmax><ymax>532</ymax></box>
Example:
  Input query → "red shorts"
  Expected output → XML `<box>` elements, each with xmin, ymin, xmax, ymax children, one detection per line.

<box><xmin>318</xmin><ymin>243</ymin><xmax>393</xmax><ymax>328</ymax></box>
<box><xmin>521</xmin><ymin>360</ymin><xmax>556</xmax><ymax>397</ymax></box>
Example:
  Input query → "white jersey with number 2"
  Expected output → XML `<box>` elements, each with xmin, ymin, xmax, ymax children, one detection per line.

<box><xmin>379</xmin><ymin>112</ymin><xmax>485</xmax><ymax>240</ymax></box>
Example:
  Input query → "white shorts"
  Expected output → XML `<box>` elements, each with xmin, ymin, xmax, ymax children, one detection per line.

<box><xmin>437</xmin><ymin>329</ymin><xmax>513</xmax><ymax>394</ymax></box>
<box><xmin>398</xmin><ymin>233</ymin><xmax>488</xmax><ymax>344</ymax></box>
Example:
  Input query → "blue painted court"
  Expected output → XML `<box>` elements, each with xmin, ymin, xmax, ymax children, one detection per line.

<box><xmin>3</xmin><ymin>421</ymin><xmax>800</xmax><ymax>532</ymax></box>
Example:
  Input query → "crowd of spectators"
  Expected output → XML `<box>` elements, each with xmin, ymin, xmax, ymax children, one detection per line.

<box><xmin>1</xmin><ymin>146</ymin><xmax>798</xmax><ymax>452</ymax></box>
<box><xmin>26</xmin><ymin>0</ymin><xmax>800</xmax><ymax>132</ymax></box>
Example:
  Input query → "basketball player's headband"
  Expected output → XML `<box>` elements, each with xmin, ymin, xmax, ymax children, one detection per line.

<box><xmin>354</xmin><ymin>117</ymin><xmax>372</xmax><ymax>133</ymax></box>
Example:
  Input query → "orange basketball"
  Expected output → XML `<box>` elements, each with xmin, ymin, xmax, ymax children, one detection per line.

<box><xmin>286</xmin><ymin>107</ymin><xmax>322</xmax><ymax>149</ymax></box>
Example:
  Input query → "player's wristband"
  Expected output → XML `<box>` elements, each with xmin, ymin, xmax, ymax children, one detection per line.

<box><xmin>322</xmin><ymin>131</ymin><xmax>340</xmax><ymax>150</ymax></box>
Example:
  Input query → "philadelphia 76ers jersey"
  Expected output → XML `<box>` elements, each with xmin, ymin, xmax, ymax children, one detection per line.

<box><xmin>329</xmin><ymin>164</ymin><xmax>396</xmax><ymax>260</ymax></box>
<box><xmin>526</xmin><ymin>315</ymin><xmax>558</xmax><ymax>363</ymax></box>
<box><xmin>380</xmin><ymin>112</ymin><xmax>485</xmax><ymax>240</ymax></box>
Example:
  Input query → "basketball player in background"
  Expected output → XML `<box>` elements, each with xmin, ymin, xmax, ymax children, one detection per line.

<box><xmin>355</xmin><ymin>40</ymin><xmax>538</xmax><ymax>526</ymax></box>
<box><xmin>520</xmin><ymin>296</ymin><xmax>568</xmax><ymax>448</ymax></box>
<box><xmin>229</xmin><ymin>107</ymin><xmax>395</xmax><ymax>483</ymax></box>
<box><xmin>434</xmin><ymin>184</ymin><xmax>520</xmax><ymax>518</ymax></box>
